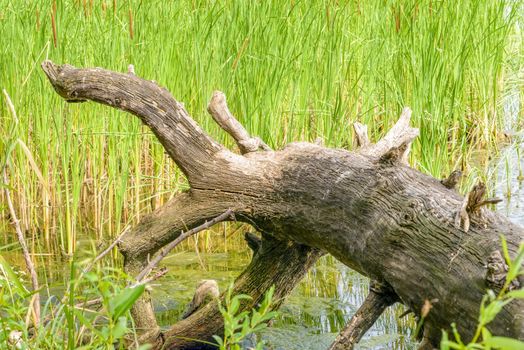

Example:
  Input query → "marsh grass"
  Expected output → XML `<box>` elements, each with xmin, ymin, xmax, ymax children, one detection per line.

<box><xmin>0</xmin><ymin>0</ymin><xmax>521</xmax><ymax>256</ymax></box>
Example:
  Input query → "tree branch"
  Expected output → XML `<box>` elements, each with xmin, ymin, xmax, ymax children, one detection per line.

<box><xmin>207</xmin><ymin>91</ymin><xmax>270</xmax><ymax>153</ymax></box>
<box><xmin>355</xmin><ymin>107</ymin><xmax>419</xmax><ymax>164</ymax></box>
<box><xmin>328</xmin><ymin>282</ymin><xmax>399</xmax><ymax>350</ymax></box>
<box><xmin>134</xmin><ymin>209</ymin><xmax>234</xmax><ymax>282</ymax></box>
<box><xmin>41</xmin><ymin>60</ymin><xmax>226</xmax><ymax>182</ymax></box>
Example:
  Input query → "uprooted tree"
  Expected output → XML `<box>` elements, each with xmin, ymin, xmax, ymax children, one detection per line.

<box><xmin>41</xmin><ymin>61</ymin><xmax>524</xmax><ymax>350</ymax></box>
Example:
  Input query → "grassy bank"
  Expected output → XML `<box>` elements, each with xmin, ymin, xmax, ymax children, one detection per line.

<box><xmin>0</xmin><ymin>0</ymin><xmax>521</xmax><ymax>255</ymax></box>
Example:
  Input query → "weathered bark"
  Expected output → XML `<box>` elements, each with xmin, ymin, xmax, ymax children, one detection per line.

<box><xmin>328</xmin><ymin>281</ymin><xmax>399</xmax><ymax>350</ymax></box>
<box><xmin>42</xmin><ymin>61</ymin><xmax>524</xmax><ymax>349</ymax></box>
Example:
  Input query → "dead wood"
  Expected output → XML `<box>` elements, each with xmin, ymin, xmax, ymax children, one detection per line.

<box><xmin>42</xmin><ymin>61</ymin><xmax>524</xmax><ymax>349</ymax></box>
<box><xmin>328</xmin><ymin>281</ymin><xmax>399</xmax><ymax>350</ymax></box>
<box><xmin>440</xmin><ymin>170</ymin><xmax>462</xmax><ymax>190</ymax></box>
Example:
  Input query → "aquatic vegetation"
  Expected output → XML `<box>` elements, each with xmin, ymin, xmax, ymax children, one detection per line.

<box><xmin>0</xmin><ymin>254</ymin><xmax>145</xmax><ymax>349</ymax></box>
<box><xmin>0</xmin><ymin>0</ymin><xmax>521</xmax><ymax>254</ymax></box>
<box><xmin>214</xmin><ymin>285</ymin><xmax>277</xmax><ymax>350</ymax></box>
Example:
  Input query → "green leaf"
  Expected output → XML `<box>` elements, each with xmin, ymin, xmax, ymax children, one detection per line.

<box><xmin>480</xmin><ymin>299</ymin><xmax>511</xmax><ymax>326</ymax></box>
<box><xmin>212</xmin><ymin>335</ymin><xmax>224</xmax><ymax>347</ymax></box>
<box><xmin>111</xmin><ymin>316</ymin><xmax>129</xmax><ymax>339</ymax></box>
<box><xmin>260</xmin><ymin>311</ymin><xmax>278</xmax><ymax>323</ymax></box>
<box><xmin>500</xmin><ymin>236</ymin><xmax>511</xmax><ymax>267</ymax></box>
<box><xmin>0</xmin><ymin>255</ymin><xmax>28</xmax><ymax>295</ymax></box>
<box><xmin>451</xmin><ymin>323</ymin><xmax>464</xmax><ymax>345</ymax></box>
<box><xmin>507</xmin><ymin>248</ymin><xmax>524</xmax><ymax>283</ymax></box>
<box><xmin>250</xmin><ymin>311</ymin><xmax>260</xmax><ymax>327</ymax></box>
<box><xmin>108</xmin><ymin>284</ymin><xmax>145</xmax><ymax>321</ymax></box>
<box><xmin>483</xmin><ymin>336</ymin><xmax>524</xmax><ymax>349</ymax></box>
<box><xmin>240</xmin><ymin>316</ymin><xmax>250</xmax><ymax>336</ymax></box>
<box><xmin>505</xmin><ymin>289</ymin><xmax>524</xmax><ymax>299</ymax></box>
<box><xmin>440</xmin><ymin>330</ymin><xmax>450</xmax><ymax>350</ymax></box>
<box><xmin>230</xmin><ymin>297</ymin><xmax>240</xmax><ymax>315</ymax></box>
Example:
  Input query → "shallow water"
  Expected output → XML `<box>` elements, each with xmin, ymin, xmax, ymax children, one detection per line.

<box><xmin>492</xmin><ymin>86</ymin><xmax>524</xmax><ymax>227</ymax></box>
<box><xmin>154</xmin><ymin>252</ymin><xmax>417</xmax><ymax>350</ymax></box>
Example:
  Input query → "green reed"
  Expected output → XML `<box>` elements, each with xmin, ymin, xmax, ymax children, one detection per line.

<box><xmin>0</xmin><ymin>0</ymin><xmax>521</xmax><ymax>255</ymax></box>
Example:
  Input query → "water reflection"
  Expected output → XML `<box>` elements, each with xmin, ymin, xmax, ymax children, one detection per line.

<box><xmin>493</xmin><ymin>81</ymin><xmax>524</xmax><ymax>226</ymax></box>
<box><xmin>154</xmin><ymin>252</ymin><xmax>417</xmax><ymax>349</ymax></box>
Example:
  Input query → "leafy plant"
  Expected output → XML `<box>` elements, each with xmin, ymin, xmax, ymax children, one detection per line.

<box><xmin>213</xmin><ymin>285</ymin><xmax>278</xmax><ymax>350</ymax></box>
<box><xmin>0</xmin><ymin>256</ymin><xmax>146</xmax><ymax>349</ymax></box>
<box><xmin>440</xmin><ymin>237</ymin><xmax>524</xmax><ymax>350</ymax></box>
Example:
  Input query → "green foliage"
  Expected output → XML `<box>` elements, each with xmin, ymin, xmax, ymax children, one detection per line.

<box><xmin>0</xmin><ymin>257</ymin><xmax>146</xmax><ymax>349</ymax></box>
<box><xmin>213</xmin><ymin>285</ymin><xmax>278</xmax><ymax>350</ymax></box>
<box><xmin>0</xmin><ymin>0</ymin><xmax>521</xmax><ymax>253</ymax></box>
<box><xmin>439</xmin><ymin>237</ymin><xmax>524</xmax><ymax>350</ymax></box>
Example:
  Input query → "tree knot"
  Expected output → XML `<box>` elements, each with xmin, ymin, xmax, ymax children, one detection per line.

<box><xmin>485</xmin><ymin>250</ymin><xmax>520</xmax><ymax>292</ymax></box>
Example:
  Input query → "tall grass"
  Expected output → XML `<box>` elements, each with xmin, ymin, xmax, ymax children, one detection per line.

<box><xmin>0</xmin><ymin>0</ymin><xmax>520</xmax><ymax>255</ymax></box>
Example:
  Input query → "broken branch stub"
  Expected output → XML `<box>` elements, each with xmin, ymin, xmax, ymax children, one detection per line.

<box><xmin>441</xmin><ymin>170</ymin><xmax>463</xmax><ymax>190</ymax></box>
<box><xmin>353</xmin><ymin>122</ymin><xmax>370</xmax><ymax>148</ymax></box>
<box><xmin>207</xmin><ymin>91</ymin><xmax>270</xmax><ymax>153</ymax></box>
<box><xmin>42</xmin><ymin>62</ymin><xmax>524</xmax><ymax>348</ymax></box>
<box><xmin>455</xmin><ymin>181</ymin><xmax>503</xmax><ymax>232</ymax></box>
<box><xmin>354</xmin><ymin>107</ymin><xmax>419</xmax><ymax>165</ymax></box>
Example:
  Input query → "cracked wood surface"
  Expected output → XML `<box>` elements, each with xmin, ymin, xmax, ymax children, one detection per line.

<box><xmin>42</xmin><ymin>61</ymin><xmax>524</xmax><ymax>348</ymax></box>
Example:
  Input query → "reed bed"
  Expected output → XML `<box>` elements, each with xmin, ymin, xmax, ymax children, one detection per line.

<box><xmin>0</xmin><ymin>0</ymin><xmax>521</xmax><ymax>257</ymax></box>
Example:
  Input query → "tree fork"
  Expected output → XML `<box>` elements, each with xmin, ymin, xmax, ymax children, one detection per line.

<box><xmin>42</xmin><ymin>62</ymin><xmax>524</xmax><ymax>348</ymax></box>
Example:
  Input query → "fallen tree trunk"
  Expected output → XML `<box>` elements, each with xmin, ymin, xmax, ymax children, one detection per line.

<box><xmin>41</xmin><ymin>61</ymin><xmax>524</xmax><ymax>349</ymax></box>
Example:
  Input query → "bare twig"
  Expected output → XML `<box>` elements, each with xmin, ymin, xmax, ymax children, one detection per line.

<box><xmin>83</xmin><ymin>226</ymin><xmax>130</xmax><ymax>274</ymax></box>
<box><xmin>75</xmin><ymin>297</ymin><xmax>103</xmax><ymax>310</ymax></box>
<box><xmin>455</xmin><ymin>182</ymin><xmax>500</xmax><ymax>232</ymax></box>
<box><xmin>138</xmin><ymin>267</ymin><xmax>168</xmax><ymax>286</ymax></box>
<box><xmin>2</xmin><ymin>168</ymin><xmax>40</xmax><ymax>325</ymax></box>
<box><xmin>134</xmin><ymin>209</ymin><xmax>234</xmax><ymax>282</ymax></box>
